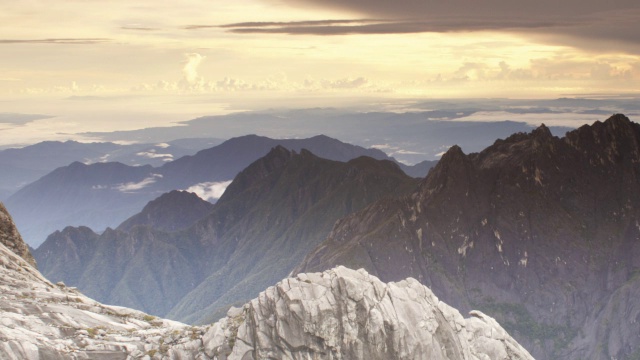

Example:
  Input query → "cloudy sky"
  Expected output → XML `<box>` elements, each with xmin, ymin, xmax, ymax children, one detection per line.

<box><xmin>1</xmin><ymin>0</ymin><xmax>639</xmax><ymax>145</ymax></box>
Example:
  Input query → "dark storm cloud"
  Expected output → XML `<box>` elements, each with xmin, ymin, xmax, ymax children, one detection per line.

<box><xmin>278</xmin><ymin>0</ymin><xmax>638</xmax><ymax>20</ymax></box>
<box><xmin>0</xmin><ymin>38</ymin><xmax>111</xmax><ymax>45</ymax></box>
<box><xmin>258</xmin><ymin>0</ymin><xmax>640</xmax><ymax>52</ymax></box>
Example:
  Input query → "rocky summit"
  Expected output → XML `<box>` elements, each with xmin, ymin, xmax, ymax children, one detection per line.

<box><xmin>216</xmin><ymin>266</ymin><xmax>533</xmax><ymax>360</ymax></box>
<box><xmin>0</xmin><ymin>202</ymin><xmax>532</xmax><ymax>359</ymax></box>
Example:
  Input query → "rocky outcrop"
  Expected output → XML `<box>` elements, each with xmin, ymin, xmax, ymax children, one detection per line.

<box><xmin>207</xmin><ymin>266</ymin><xmax>533</xmax><ymax>360</ymax></box>
<box><xmin>0</xmin><ymin>234</ymin><xmax>194</xmax><ymax>359</ymax></box>
<box><xmin>0</xmin><ymin>202</ymin><xmax>36</xmax><ymax>268</ymax></box>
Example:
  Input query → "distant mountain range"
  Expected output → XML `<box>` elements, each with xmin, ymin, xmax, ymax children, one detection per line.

<box><xmin>294</xmin><ymin>114</ymin><xmax>640</xmax><ymax>360</ymax></box>
<box><xmin>83</xmin><ymin>104</ymin><xmax>583</xmax><ymax>164</ymax></box>
<box><xmin>7</xmin><ymin>134</ymin><xmax>434</xmax><ymax>246</ymax></box>
<box><xmin>0</xmin><ymin>138</ymin><xmax>224</xmax><ymax>200</ymax></box>
<box><xmin>34</xmin><ymin>146</ymin><xmax>420</xmax><ymax>321</ymax></box>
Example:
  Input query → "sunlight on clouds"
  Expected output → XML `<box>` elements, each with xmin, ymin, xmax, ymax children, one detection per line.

<box><xmin>0</xmin><ymin>0</ymin><xmax>639</xmax><ymax>146</ymax></box>
<box><xmin>186</xmin><ymin>180</ymin><xmax>233</xmax><ymax>202</ymax></box>
<box><xmin>182</xmin><ymin>53</ymin><xmax>205</xmax><ymax>86</ymax></box>
<box><xmin>136</xmin><ymin>150</ymin><xmax>174</xmax><ymax>161</ymax></box>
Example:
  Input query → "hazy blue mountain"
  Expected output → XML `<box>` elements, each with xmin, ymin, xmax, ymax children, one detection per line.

<box><xmin>167</xmin><ymin>147</ymin><xmax>419</xmax><ymax>324</ymax></box>
<box><xmin>0</xmin><ymin>138</ymin><xmax>224</xmax><ymax>201</ymax></box>
<box><xmin>156</xmin><ymin>134</ymin><xmax>399</xmax><ymax>190</ymax></box>
<box><xmin>8</xmin><ymin>134</ymin><xmax>415</xmax><ymax>246</ymax></box>
<box><xmin>34</xmin><ymin>146</ymin><xmax>419</xmax><ymax>321</ymax></box>
<box><xmin>116</xmin><ymin>190</ymin><xmax>215</xmax><ymax>232</ymax></box>
<box><xmin>6</xmin><ymin>161</ymin><xmax>158</xmax><ymax>247</ymax></box>
<box><xmin>83</xmin><ymin>104</ymin><xmax>580</xmax><ymax>163</ymax></box>
<box><xmin>294</xmin><ymin>114</ymin><xmax>640</xmax><ymax>360</ymax></box>
<box><xmin>0</xmin><ymin>141</ymin><xmax>120</xmax><ymax>199</ymax></box>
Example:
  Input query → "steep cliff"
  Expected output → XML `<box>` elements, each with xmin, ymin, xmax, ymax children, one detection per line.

<box><xmin>0</xmin><ymin>202</ymin><xmax>36</xmax><ymax>267</ymax></box>
<box><xmin>296</xmin><ymin>114</ymin><xmax>640</xmax><ymax>359</ymax></box>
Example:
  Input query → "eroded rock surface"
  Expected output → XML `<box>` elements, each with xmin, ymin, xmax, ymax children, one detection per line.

<box><xmin>202</xmin><ymin>266</ymin><xmax>533</xmax><ymax>360</ymax></box>
<box><xmin>0</xmin><ymin>239</ymin><xmax>200</xmax><ymax>359</ymax></box>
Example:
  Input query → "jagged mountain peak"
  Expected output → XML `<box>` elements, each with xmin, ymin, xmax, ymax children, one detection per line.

<box><xmin>565</xmin><ymin>113</ymin><xmax>640</xmax><ymax>163</ymax></box>
<box><xmin>295</xmin><ymin>114</ymin><xmax>640</xmax><ymax>359</ymax></box>
<box><xmin>417</xmin><ymin>144</ymin><xmax>472</xmax><ymax>197</ymax></box>
<box><xmin>213</xmin><ymin>266</ymin><xmax>533</xmax><ymax>360</ymax></box>
<box><xmin>531</xmin><ymin>122</ymin><xmax>553</xmax><ymax>139</ymax></box>
<box><xmin>0</xmin><ymin>202</ymin><xmax>36</xmax><ymax>268</ymax></box>
<box><xmin>440</xmin><ymin>144</ymin><xmax>466</xmax><ymax>162</ymax></box>
<box><xmin>218</xmin><ymin>145</ymin><xmax>297</xmax><ymax>201</ymax></box>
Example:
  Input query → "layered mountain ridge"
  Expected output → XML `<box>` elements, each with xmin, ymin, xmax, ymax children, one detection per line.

<box><xmin>0</xmin><ymin>138</ymin><xmax>224</xmax><ymax>200</ymax></box>
<box><xmin>295</xmin><ymin>114</ymin><xmax>640</xmax><ymax>359</ymax></box>
<box><xmin>34</xmin><ymin>146</ymin><xmax>420</xmax><ymax>323</ymax></box>
<box><xmin>0</xmin><ymin>203</ymin><xmax>533</xmax><ymax>359</ymax></box>
<box><xmin>7</xmin><ymin>134</ymin><xmax>433</xmax><ymax>246</ymax></box>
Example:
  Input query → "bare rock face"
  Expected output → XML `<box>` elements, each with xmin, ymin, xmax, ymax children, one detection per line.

<box><xmin>200</xmin><ymin>266</ymin><xmax>533</xmax><ymax>360</ymax></box>
<box><xmin>295</xmin><ymin>114</ymin><xmax>640</xmax><ymax>359</ymax></box>
<box><xmin>0</xmin><ymin>238</ymin><xmax>196</xmax><ymax>360</ymax></box>
<box><xmin>0</xmin><ymin>202</ymin><xmax>36</xmax><ymax>268</ymax></box>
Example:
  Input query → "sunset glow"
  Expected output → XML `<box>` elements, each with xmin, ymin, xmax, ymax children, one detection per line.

<box><xmin>1</xmin><ymin>0</ymin><xmax>639</xmax><ymax>145</ymax></box>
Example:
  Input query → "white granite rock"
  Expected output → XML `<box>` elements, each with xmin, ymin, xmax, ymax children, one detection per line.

<box><xmin>198</xmin><ymin>266</ymin><xmax>535</xmax><ymax>360</ymax></box>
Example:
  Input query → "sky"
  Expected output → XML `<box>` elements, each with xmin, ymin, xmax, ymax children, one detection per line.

<box><xmin>1</xmin><ymin>0</ymin><xmax>640</xmax><ymax>146</ymax></box>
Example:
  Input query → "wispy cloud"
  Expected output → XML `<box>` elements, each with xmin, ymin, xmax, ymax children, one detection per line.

<box><xmin>121</xmin><ymin>26</ymin><xmax>160</xmax><ymax>31</ymax></box>
<box><xmin>186</xmin><ymin>180</ymin><xmax>232</xmax><ymax>202</ymax></box>
<box><xmin>115</xmin><ymin>174</ymin><xmax>162</xmax><ymax>192</ymax></box>
<box><xmin>0</xmin><ymin>38</ymin><xmax>110</xmax><ymax>45</ymax></box>
<box><xmin>371</xmin><ymin>144</ymin><xmax>425</xmax><ymax>157</ymax></box>
<box><xmin>136</xmin><ymin>150</ymin><xmax>174</xmax><ymax>161</ymax></box>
